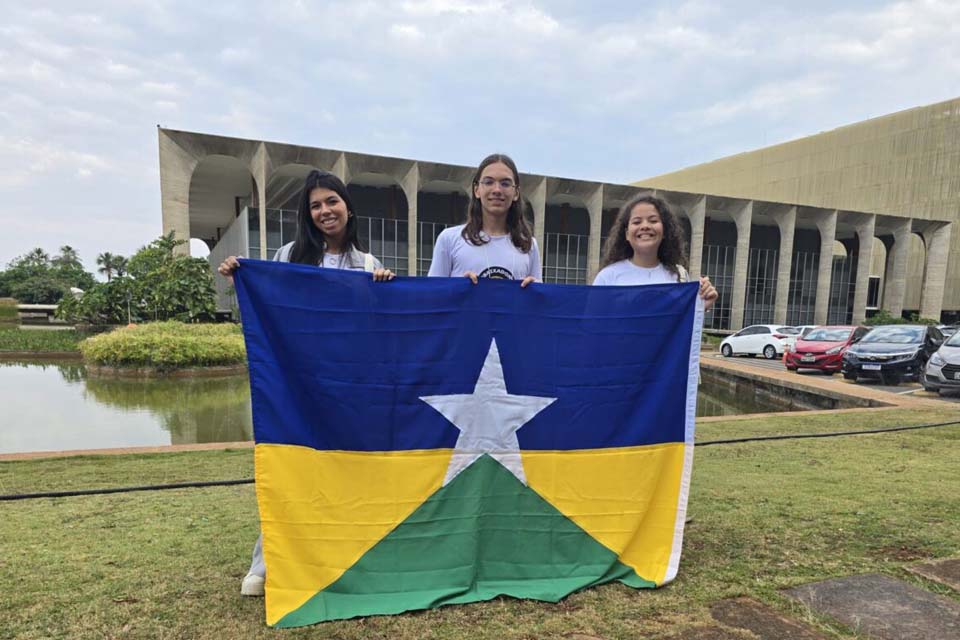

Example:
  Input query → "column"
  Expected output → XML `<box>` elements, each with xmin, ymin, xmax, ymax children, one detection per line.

<box><xmin>729</xmin><ymin>201</ymin><xmax>753</xmax><ymax>330</ymax></box>
<box><xmin>332</xmin><ymin>152</ymin><xmax>348</xmax><ymax>183</ymax></box>
<box><xmin>770</xmin><ymin>206</ymin><xmax>796</xmax><ymax>325</ymax></box>
<box><xmin>401</xmin><ymin>163</ymin><xmax>420</xmax><ymax>277</ymax></box>
<box><xmin>919</xmin><ymin>222</ymin><xmax>952</xmax><ymax>320</ymax></box>
<box><xmin>251</xmin><ymin>143</ymin><xmax>270</xmax><ymax>260</ymax></box>
<box><xmin>687</xmin><ymin>196</ymin><xmax>706</xmax><ymax>279</ymax></box>
<box><xmin>158</xmin><ymin>129</ymin><xmax>199</xmax><ymax>256</ymax></box>
<box><xmin>526</xmin><ymin>177</ymin><xmax>547</xmax><ymax>268</ymax></box>
<box><xmin>851</xmin><ymin>215</ymin><xmax>876</xmax><ymax>323</ymax></box>
<box><xmin>882</xmin><ymin>218</ymin><xmax>911</xmax><ymax>318</ymax></box>
<box><xmin>586</xmin><ymin>185</ymin><xmax>604</xmax><ymax>283</ymax></box>
<box><xmin>813</xmin><ymin>210</ymin><xmax>838</xmax><ymax>324</ymax></box>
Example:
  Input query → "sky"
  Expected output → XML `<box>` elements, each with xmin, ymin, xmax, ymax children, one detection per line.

<box><xmin>1</xmin><ymin>0</ymin><xmax>959</xmax><ymax>272</ymax></box>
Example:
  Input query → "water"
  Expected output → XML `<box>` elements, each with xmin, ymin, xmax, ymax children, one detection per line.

<box><xmin>0</xmin><ymin>360</ymin><xmax>252</xmax><ymax>455</ymax></box>
<box><xmin>0</xmin><ymin>360</ymin><xmax>781</xmax><ymax>455</ymax></box>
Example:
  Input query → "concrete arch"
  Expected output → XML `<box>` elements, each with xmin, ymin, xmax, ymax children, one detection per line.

<box><xmin>347</xmin><ymin>172</ymin><xmax>410</xmax><ymax>273</ymax></box>
<box><xmin>266</xmin><ymin>163</ymin><xmax>317</xmax><ymax>210</ymax></box>
<box><xmin>188</xmin><ymin>154</ymin><xmax>256</xmax><ymax>249</ymax></box>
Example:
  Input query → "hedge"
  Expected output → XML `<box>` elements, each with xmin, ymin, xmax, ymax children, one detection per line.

<box><xmin>79</xmin><ymin>321</ymin><xmax>246</xmax><ymax>370</ymax></box>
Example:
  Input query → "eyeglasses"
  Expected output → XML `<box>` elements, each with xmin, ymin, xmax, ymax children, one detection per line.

<box><xmin>477</xmin><ymin>177</ymin><xmax>517</xmax><ymax>190</ymax></box>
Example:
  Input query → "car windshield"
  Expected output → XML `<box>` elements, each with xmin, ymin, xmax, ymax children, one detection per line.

<box><xmin>804</xmin><ymin>328</ymin><xmax>851</xmax><ymax>342</ymax></box>
<box><xmin>859</xmin><ymin>326</ymin><xmax>924</xmax><ymax>344</ymax></box>
<box><xmin>946</xmin><ymin>332</ymin><xmax>960</xmax><ymax>347</ymax></box>
<box><xmin>777</xmin><ymin>327</ymin><xmax>800</xmax><ymax>335</ymax></box>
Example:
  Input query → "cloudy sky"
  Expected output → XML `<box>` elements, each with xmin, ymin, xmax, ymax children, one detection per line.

<box><xmin>2</xmin><ymin>0</ymin><xmax>959</xmax><ymax>271</ymax></box>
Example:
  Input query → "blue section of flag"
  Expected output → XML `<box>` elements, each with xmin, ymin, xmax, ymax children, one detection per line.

<box><xmin>234</xmin><ymin>259</ymin><xmax>698</xmax><ymax>452</ymax></box>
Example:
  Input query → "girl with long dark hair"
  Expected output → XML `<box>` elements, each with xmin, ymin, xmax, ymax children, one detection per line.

<box><xmin>218</xmin><ymin>170</ymin><xmax>393</xmax><ymax>597</ymax></box>
<box><xmin>217</xmin><ymin>170</ymin><xmax>393</xmax><ymax>280</ymax></box>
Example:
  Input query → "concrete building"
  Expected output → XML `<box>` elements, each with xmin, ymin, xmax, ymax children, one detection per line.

<box><xmin>641</xmin><ymin>97</ymin><xmax>960</xmax><ymax>324</ymax></box>
<box><xmin>158</xmin><ymin>108</ymin><xmax>956</xmax><ymax>328</ymax></box>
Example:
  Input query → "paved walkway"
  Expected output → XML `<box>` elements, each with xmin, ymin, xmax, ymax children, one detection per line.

<box><xmin>704</xmin><ymin>351</ymin><xmax>960</xmax><ymax>405</ymax></box>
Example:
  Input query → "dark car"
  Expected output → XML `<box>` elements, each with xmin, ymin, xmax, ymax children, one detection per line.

<box><xmin>842</xmin><ymin>325</ymin><xmax>944</xmax><ymax>384</ymax></box>
<box><xmin>785</xmin><ymin>325</ymin><xmax>869</xmax><ymax>373</ymax></box>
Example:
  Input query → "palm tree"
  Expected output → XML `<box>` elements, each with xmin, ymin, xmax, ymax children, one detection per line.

<box><xmin>114</xmin><ymin>256</ymin><xmax>128</xmax><ymax>278</ymax></box>
<box><xmin>23</xmin><ymin>248</ymin><xmax>50</xmax><ymax>268</ymax></box>
<box><xmin>97</xmin><ymin>252</ymin><xmax>118</xmax><ymax>281</ymax></box>
<box><xmin>52</xmin><ymin>245</ymin><xmax>82</xmax><ymax>270</ymax></box>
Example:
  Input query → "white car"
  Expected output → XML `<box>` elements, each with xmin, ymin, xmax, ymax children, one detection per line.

<box><xmin>922</xmin><ymin>330</ymin><xmax>960</xmax><ymax>395</ymax></box>
<box><xmin>720</xmin><ymin>325</ymin><xmax>800</xmax><ymax>360</ymax></box>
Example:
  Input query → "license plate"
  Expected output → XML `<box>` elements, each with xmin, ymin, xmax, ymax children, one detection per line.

<box><xmin>801</xmin><ymin>355</ymin><xmax>816</xmax><ymax>363</ymax></box>
<box><xmin>863</xmin><ymin>363</ymin><xmax>882</xmax><ymax>371</ymax></box>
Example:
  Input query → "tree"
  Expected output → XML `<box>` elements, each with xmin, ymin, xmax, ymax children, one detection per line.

<box><xmin>114</xmin><ymin>256</ymin><xmax>128</xmax><ymax>278</ymax></box>
<box><xmin>51</xmin><ymin>246</ymin><xmax>82</xmax><ymax>271</ymax></box>
<box><xmin>97</xmin><ymin>252</ymin><xmax>124</xmax><ymax>281</ymax></box>
<box><xmin>58</xmin><ymin>233</ymin><xmax>215</xmax><ymax>324</ymax></box>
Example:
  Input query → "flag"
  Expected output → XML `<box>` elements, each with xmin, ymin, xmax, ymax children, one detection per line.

<box><xmin>234</xmin><ymin>260</ymin><xmax>703</xmax><ymax>628</ymax></box>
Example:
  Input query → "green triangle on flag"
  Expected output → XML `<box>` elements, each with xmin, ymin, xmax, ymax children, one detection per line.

<box><xmin>276</xmin><ymin>454</ymin><xmax>655</xmax><ymax>627</ymax></box>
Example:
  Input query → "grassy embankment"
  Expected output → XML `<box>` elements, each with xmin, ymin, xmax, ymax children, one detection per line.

<box><xmin>0</xmin><ymin>327</ymin><xmax>83</xmax><ymax>353</ymax></box>
<box><xmin>2</xmin><ymin>406</ymin><xmax>958</xmax><ymax>639</ymax></box>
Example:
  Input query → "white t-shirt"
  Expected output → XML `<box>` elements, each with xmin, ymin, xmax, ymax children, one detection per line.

<box><xmin>592</xmin><ymin>260</ymin><xmax>685</xmax><ymax>286</ymax></box>
<box><xmin>273</xmin><ymin>242</ymin><xmax>382</xmax><ymax>272</ymax></box>
<box><xmin>427</xmin><ymin>225</ymin><xmax>542</xmax><ymax>281</ymax></box>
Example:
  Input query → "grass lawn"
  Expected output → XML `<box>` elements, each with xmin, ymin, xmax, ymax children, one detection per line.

<box><xmin>0</xmin><ymin>327</ymin><xmax>82</xmax><ymax>353</ymax></box>
<box><xmin>2</xmin><ymin>407</ymin><xmax>958</xmax><ymax>639</ymax></box>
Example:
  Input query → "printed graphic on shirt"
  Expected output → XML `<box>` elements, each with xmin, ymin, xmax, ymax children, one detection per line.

<box><xmin>479</xmin><ymin>266</ymin><xmax>514</xmax><ymax>280</ymax></box>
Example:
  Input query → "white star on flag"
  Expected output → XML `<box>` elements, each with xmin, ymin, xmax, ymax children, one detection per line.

<box><xmin>420</xmin><ymin>338</ymin><xmax>557</xmax><ymax>486</ymax></box>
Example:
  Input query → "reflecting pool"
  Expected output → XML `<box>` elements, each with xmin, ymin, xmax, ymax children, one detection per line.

<box><xmin>0</xmin><ymin>360</ymin><xmax>789</xmax><ymax>455</ymax></box>
<box><xmin>0</xmin><ymin>360</ymin><xmax>252</xmax><ymax>455</ymax></box>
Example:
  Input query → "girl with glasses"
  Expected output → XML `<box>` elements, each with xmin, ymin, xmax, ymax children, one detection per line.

<box><xmin>593</xmin><ymin>194</ymin><xmax>718</xmax><ymax>310</ymax></box>
<box><xmin>427</xmin><ymin>153</ymin><xmax>541</xmax><ymax>287</ymax></box>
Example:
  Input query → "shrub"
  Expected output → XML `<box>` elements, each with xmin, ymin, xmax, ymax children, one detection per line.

<box><xmin>0</xmin><ymin>298</ymin><xmax>18</xmax><ymax>325</ymax></box>
<box><xmin>864</xmin><ymin>309</ymin><xmax>907</xmax><ymax>326</ymax></box>
<box><xmin>0</xmin><ymin>327</ymin><xmax>83</xmax><ymax>352</ymax></box>
<box><xmin>79</xmin><ymin>321</ymin><xmax>246</xmax><ymax>371</ymax></box>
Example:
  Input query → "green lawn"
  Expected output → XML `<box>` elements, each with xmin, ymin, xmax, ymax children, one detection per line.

<box><xmin>0</xmin><ymin>327</ymin><xmax>82</xmax><ymax>353</ymax></box>
<box><xmin>2</xmin><ymin>408</ymin><xmax>958</xmax><ymax>639</ymax></box>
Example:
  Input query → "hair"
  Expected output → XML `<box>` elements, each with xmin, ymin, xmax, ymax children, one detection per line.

<box><xmin>461</xmin><ymin>153</ymin><xmax>533</xmax><ymax>253</ymax></box>
<box><xmin>600</xmin><ymin>193</ymin><xmax>687</xmax><ymax>274</ymax></box>
<box><xmin>289</xmin><ymin>170</ymin><xmax>365</xmax><ymax>265</ymax></box>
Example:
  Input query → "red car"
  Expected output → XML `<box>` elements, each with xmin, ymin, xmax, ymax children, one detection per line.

<box><xmin>784</xmin><ymin>325</ymin><xmax>870</xmax><ymax>373</ymax></box>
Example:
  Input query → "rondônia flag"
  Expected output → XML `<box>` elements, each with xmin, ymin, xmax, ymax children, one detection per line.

<box><xmin>234</xmin><ymin>260</ymin><xmax>702</xmax><ymax>627</ymax></box>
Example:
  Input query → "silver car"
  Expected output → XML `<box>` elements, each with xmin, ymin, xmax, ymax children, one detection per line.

<box><xmin>923</xmin><ymin>330</ymin><xmax>960</xmax><ymax>395</ymax></box>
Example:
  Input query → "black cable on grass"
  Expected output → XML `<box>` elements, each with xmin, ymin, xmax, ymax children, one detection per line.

<box><xmin>0</xmin><ymin>478</ymin><xmax>253</xmax><ymax>502</ymax></box>
<box><xmin>2</xmin><ymin>420</ymin><xmax>958</xmax><ymax>502</ymax></box>
<box><xmin>696</xmin><ymin>419</ymin><xmax>960</xmax><ymax>447</ymax></box>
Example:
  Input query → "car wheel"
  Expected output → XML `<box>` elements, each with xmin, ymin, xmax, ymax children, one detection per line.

<box><xmin>721</xmin><ymin>344</ymin><xmax>732</xmax><ymax>357</ymax></box>
<box><xmin>763</xmin><ymin>345</ymin><xmax>777</xmax><ymax>360</ymax></box>
<box><xmin>843</xmin><ymin>371</ymin><xmax>857</xmax><ymax>381</ymax></box>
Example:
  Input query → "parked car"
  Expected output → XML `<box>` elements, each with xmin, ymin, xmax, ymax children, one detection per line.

<box><xmin>841</xmin><ymin>325</ymin><xmax>944</xmax><ymax>384</ymax></box>
<box><xmin>922</xmin><ymin>329</ymin><xmax>960</xmax><ymax>394</ymax></box>
<box><xmin>720</xmin><ymin>325</ymin><xmax>799</xmax><ymax>359</ymax></box>
<box><xmin>785</xmin><ymin>325</ymin><xmax>869</xmax><ymax>373</ymax></box>
<box><xmin>793</xmin><ymin>325</ymin><xmax>818</xmax><ymax>338</ymax></box>
<box><xmin>937</xmin><ymin>324</ymin><xmax>958</xmax><ymax>338</ymax></box>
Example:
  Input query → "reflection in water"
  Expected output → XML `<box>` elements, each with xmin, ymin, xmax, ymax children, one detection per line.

<box><xmin>0</xmin><ymin>360</ymin><xmax>251</xmax><ymax>454</ymax></box>
<box><xmin>0</xmin><ymin>359</ymin><xmax>788</xmax><ymax>454</ymax></box>
<box><xmin>82</xmin><ymin>375</ymin><xmax>252</xmax><ymax>445</ymax></box>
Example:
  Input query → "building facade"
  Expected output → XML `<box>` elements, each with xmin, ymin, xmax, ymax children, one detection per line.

<box><xmin>640</xmin><ymin>97</ymin><xmax>960</xmax><ymax>323</ymax></box>
<box><xmin>158</xmin><ymin>123</ymin><xmax>955</xmax><ymax>329</ymax></box>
